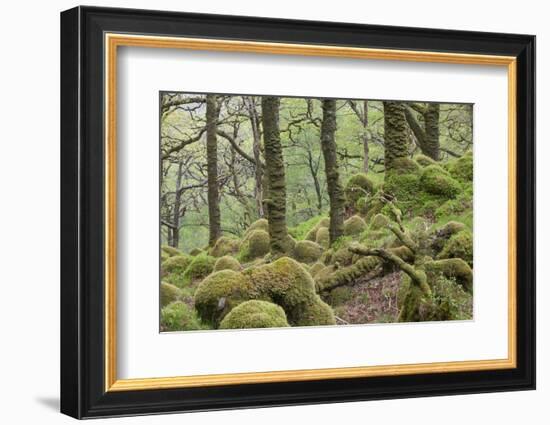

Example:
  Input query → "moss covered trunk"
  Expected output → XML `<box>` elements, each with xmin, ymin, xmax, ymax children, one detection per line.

<box><xmin>320</xmin><ymin>99</ymin><xmax>345</xmax><ymax>245</ymax></box>
<box><xmin>206</xmin><ymin>94</ymin><xmax>221</xmax><ymax>246</ymax></box>
<box><xmin>404</xmin><ymin>103</ymin><xmax>440</xmax><ymax>161</ymax></box>
<box><xmin>383</xmin><ymin>101</ymin><xmax>410</xmax><ymax>171</ymax></box>
<box><xmin>261</xmin><ymin>96</ymin><xmax>288</xmax><ymax>254</ymax></box>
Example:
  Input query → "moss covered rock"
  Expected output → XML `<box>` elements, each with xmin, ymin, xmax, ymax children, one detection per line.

<box><xmin>161</xmin><ymin>245</ymin><xmax>184</xmax><ymax>257</ymax></box>
<box><xmin>195</xmin><ymin>270</ymin><xmax>260</xmax><ymax>327</ymax></box>
<box><xmin>345</xmin><ymin>173</ymin><xmax>375</xmax><ymax>208</ymax></box>
<box><xmin>161</xmin><ymin>254</ymin><xmax>192</xmax><ymax>275</ymax></box>
<box><xmin>447</xmin><ymin>152</ymin><xmax>473</xmax><ymax>183</ymax></box>
<box><xmin>425</xmin><ymin>258</ymin><xmax>473</xmax><ymax>293</ymax></box>
<box><xmin>219</xmin><ymin>300</ymin><xmax>289</xmax><ymax>329</ymax></box>
<box><xmin>388</xmin><ymin>157</ymin><xmax>421</xmax><ymax>174</ymax></box>
<box><xmin>437</xmin><ymin>230</ymin><xmax>473</xmax><ymax>267</ymax></box>
<box><xmin>238</xmin><ymin>229</ymin><xmax>270</xmax><ymax>262</ymax></box>
<box><xmin>195</xmin><ymin>258</ymin><xmax>335</xmax><ymax>327</ymax></box>
<box><xmin>189</xmin><ymin>248</ymin><xmax>204</xmax><ymax>256</ymax></box>
<box><xmin>182</xmin><ymin>253</ymin><xmax>215</xmax><ymax>283</ymax></box>
<box><xmin>309</xmin><ymin>261</ymin><xmax>325</xmax><ymax>277</ymax></box>
<box><xmin>245</xmin><ymin>218</ymin><xmax>269</xmax><ymax>235</ymax></box>
<box><xmin>304</xmin><ymin>217</ymin><xmax>330</xmax><ymax>241</ymax></box>
<box><xmin>315</xmin><ymin>227</ymin><xmax>330</xmax><ymax>248</ymax></box>
<box><xmin>160</xmin><ymin>301</ymin><xmax>203</xmax><ymax>332</ymax></box>
<box><xmin>213</xmin><ymin>255</ymin><xmax>241</xmax><ymax>272</ymax></box>
<box><xmin>420</xmin><ymin>165</ymin><xmax>461</xmax><ymax>198</ymax></box>
<box><xmin>209</xmin><ymin>236</ymin><xmax>240</xmax><ymax>258</ymax></box>
<box><xmin>160</xmin><ymin>282</ymin><xmax>181</xmax><ymax>307</ymax></box>
<box><xmin>292</xmin><ymin>240</ymin><xmax>324</xmax><ymax>264</ymax></box>
<box><xmin>344</xmin><ymin>215</ymin><xmax>367</xmax><ymax>236</ymax></box>
<box><xmin>431</xmin><ymin>221</ymin><xmax>466</xmax><ymax>252</ymax></box>
<box><xmin>369</xmin><ymin>213</ymin><xmax>390</xmax><ymax>230</ymax></box>
<box><xmin>383</xmin><ymin>172</ymin><xmax>421</xmax><ymax>208</ymax></box>
<box><xmin>414</xmin><ymin>154</ymin><xmax>437</xmax><ymax>167</ymax></box>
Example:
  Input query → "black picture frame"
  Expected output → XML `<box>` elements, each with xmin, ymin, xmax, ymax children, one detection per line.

<box><xmin>61</xmin><ymin>5</ymin><xmax>536</xmax><ymax>419</ymax></box>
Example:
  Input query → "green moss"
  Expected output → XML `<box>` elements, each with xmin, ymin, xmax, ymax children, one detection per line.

<box><xmin>213</xmin><ymin>255</ymin><xmax>241</xmax><ymax>272</ymax></box>
<box><xmin>435</xmin><ymin>190</ymin><xmax>473</xmax><ymax>220</ymax></box>
<box><xmin>161</xmin><ymin>251</ymin><xmax>170</xmax><ymax>263</ymax></box>
<box><xmin>161</xmin><ymin>254</ymin><xmax>192</xmax><ymax>275</ymax></box>
<box><xmin>292</xmin><ymin>240</ymin><xmax>324</xmax><ymax>264</ymax></box>
<box><xmin>209</xmin><ymin>236</ymin><xmax>240</xmax><ymax>258</ymax></box>
<box><xmin>414</xmin><ymin>154</ymin><xmax>437</xmax><ymax>167</ymax></box>
<box><xmin>430</xmin><ymin>221</ymin><xmax>466</xmax><ymax>252</ymax></box>
<box><xmin>219</xmin><ymin>300</ymin><xmax>289</xmax><ymax>329</ymax></box>
<box><xmin>238</xmin><ymin>229</ymin><xmax>270</xmax><ymax>262</ymax></box>
<box><xmin>363</xmin><ymin>190</ymin><xmax>386</xmax><ymax>221</ymax></box>
<box><xmin>388</xmin><ymin>157</ymin><xmax>421</xmax><ymax>174</ymax></box>
<box><xmin>447</xmin><ymin>152</ymin><xmax>473</xmax><ymax>183</ymax></box>
<box><xmin>160</xmin><ymin>282</ymin><xmax>181</xmax><ymax>307</ymax></box>
<box><xmin>294</xmin><ymin>216</ymin><xmax>329</xmax><ymax>241</ymax></box>
<box><xmin>437</xmin><ymin>230</ymin><xmax>473</xmax><ymax>267</ymax></box>
<box><xmin>194</xmin><ymin>258</ymin><xmax>335</xmax><ymax>328</ymax></box>
<box><xmin>315</xmin><ymin>227</ymin><xmax>330</xmax><ymax>248</ymax></box>
<box><xmin>420</xmin><ymin>165</ymin><xmax>461</xmax><ymax>198</ymax></box>
<box><xmin>182</xmin><ymin>253</ymin><xmax>215</xmax><ymax>283</ymax></box>
<box><xmin>425</xmin><ymin>258</ymin><xmax>473</xmax><ymax>293</ymax></box>
<box><xmin>245</xmin><ymin>218</ymin><xmax>269</xmax><ymax>235</ymax></box>
<box><xmin>189</xmin><ymin>248</ymin><xmax>204</xmax><ymax>256</ymax></box>
<box><xmin>161</xmin><ymin>245</ymin><xmax>184</xmax><ymax>257</ymax></box>
<box><xmin>344</xmin><ymin>215</ymin><xmax>367</xmax><ymax>236</ymax></box>
<box><xmin>345</xmin><ymin>173</ymin><xmax>375</xmax><ymax>208</ymax></box>
<box><xmin>160</xmin><ymin>301</ymin><xmax>205</xmax><ymax>332</ymax></box>
<box><xmin>384</xmin><ymin>172</ymin><xmax>422</xmax><ymax>207</ymax></box>
<box><xmin>309</xmin><ymin>262</ymin><xmax>325</xmax><ymax>277</ymax></box>
<box><xmin>195</xmin><ymin>270</ymin><xmax>261</xmax><ymax>327</ymax></box>
<box><xmin>369</xmin><ymin>213</ymin><xmax>390</xmax><ymax>230</ymax></box>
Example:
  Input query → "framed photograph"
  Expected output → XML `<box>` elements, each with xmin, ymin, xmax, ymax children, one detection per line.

<box><xmin>60</xmin><ymin>6</ymin><xmax>535</xmax><ymax>419</ymax></box>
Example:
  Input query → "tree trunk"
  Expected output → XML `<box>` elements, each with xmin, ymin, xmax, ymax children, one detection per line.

<box><xmin>362</xmin><ymin>100</ymin><xmax>370</xmax><ymax>173</ymax></box>
<box><xmin>206</xmin><ymin>94</ymin><xmax>221</xmax><ymax>246</ymax></box>
<box><xmin>170</xmin><ymin>160</ymin><xmax>185</xmax><ymax>248</ymax></box>
<box><xmin>383</xmin><ymin>101</ymin><xmax>409</xmax><ymax>171</ymax></box>
<box><xmin>245</xmin><ymin>96</ymin><xmax>265</xmax><ymax>218</ymax></box>
<box><xmin>320</xmin><ymin>99</ymin><xmax>345</xmax><ymax>245</ymax></box>
<box><xmin>404</xmin><ymin>103</ymin><xmax>440</xmax><ymax>161</ymax></box>
<box><xmin>423</xmin><ymin>103</ymin><xmax>440</xmax><ymax>160</ymax></box>
<box><xmin>261</xmin><ymin>96</ymin><xmax>288</xmax><ymax>254</ymax></box>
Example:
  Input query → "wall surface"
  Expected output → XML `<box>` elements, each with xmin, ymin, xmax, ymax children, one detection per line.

<box><xmin>0</xmin><ymin>0</ymin><xmax>545</xmax><ymax>424</ymax></box>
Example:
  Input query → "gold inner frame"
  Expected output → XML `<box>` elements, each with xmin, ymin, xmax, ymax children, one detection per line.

<box><xmin>104</xmin><ymin>33</ymin><xmax>517</xmax><ymax>392</ymax></box>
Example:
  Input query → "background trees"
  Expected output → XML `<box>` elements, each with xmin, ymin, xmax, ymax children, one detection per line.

<box><xmin>160</xmin><ymin>94</ymin><xmax>473</xmax><ymax>253</ymax></box>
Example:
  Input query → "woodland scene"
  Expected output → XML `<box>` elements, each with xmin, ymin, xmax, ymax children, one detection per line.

<box><xmin>160</xmin><ymin>92</ymin><xmax>474</xmax><ymax>332</ymax></box>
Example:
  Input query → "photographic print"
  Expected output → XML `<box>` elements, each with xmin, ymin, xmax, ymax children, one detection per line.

<box><xmin>159</xmin><ymin>93</ymin><xmax>474</xmax><ymax>332</ymax></box>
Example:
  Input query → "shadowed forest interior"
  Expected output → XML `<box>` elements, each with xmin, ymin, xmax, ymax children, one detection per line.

<box><xmin>160</xmin><ymin>93</ymin><xmax>474</xmax><ymax>332</ymax></box>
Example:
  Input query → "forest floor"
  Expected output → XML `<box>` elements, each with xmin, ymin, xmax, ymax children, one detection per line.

<box><xmin>333</xmin><ymin>272</ymin><xmax>401</xmax><ymax>325</ymax></box>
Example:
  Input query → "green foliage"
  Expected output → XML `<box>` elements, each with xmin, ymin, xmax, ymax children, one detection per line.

<box><xmin>160</xmin><ymin>301</ymin><xmax>205</xmax><ymax>332</ymax></box>
<box><xmin>213</xmin><ymin>255</ymin><xmax>241</xmax><ymax>272</ymax></box>
<box><xmin>160</xmin><ymin>282</ymin><xmax>181</xmax><ymax>307</ymax></box>
<box><xmin>219</xmin><ymin>300</ymin><xmax>289</xmax><ymax>329</ymax></box>
<box><xmin>209</xmin><ymin>236</ymin><xmax>240</xmax><ymax>258</ymax></box>
<box><xmin>345</xmin><ymin>173</ymin><xmax>375</xmax><ymax>208</ymax></box>
<box><xmin>420</xmin><ymin>165</ymin><xmax>461</xmax><ymax>198</ymax></box>
<box><xmin>182</xmin><ymin>253</ymin><xmax>215</xmax><ymax>284</ymax></box>
<box><xmin>238</xmin><ymin>229</ymin><xmax>270</xmax><ymax>262</ymax></box>
<box><xmin>435</xmin><ymin>187</ymin><xmax>473</xmax><ymax>221</ymax></box>
<box><xmin>447</xmin><ymin>152</ymin><xmax>473</xmax><ymax>183</ymax></box>
<box><xmin>292</xmin><ymin>240</ymin><xmax>324</xmax><ymax>264</ymax></box>
<box><xmin>343</xmin><ymin>215</ymin><xmax>367</xmax><ymax>236</ymax></box>
<box><xmin>437</xmin><ymin>230</ymin><xmax>473</xmax><ymax>267</ymax></box>
<box><xmin>325</xmin><ymin>286</ymin><xmax>353</xmax><ymax>306</ymax></box>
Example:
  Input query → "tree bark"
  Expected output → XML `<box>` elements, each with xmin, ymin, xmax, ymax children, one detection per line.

<box><xmin>383</xmin><ymin>101</ymin><xmax>410</xmax><ymax>171</ymax></box>
<box><xmin>206</xmin><ymin>94</ymin><xmax>221</xmax><ymax>246</ymax></box>
<box><xmin>245</xmin><ymin>96</ymin><xmax>265</xmax><ymax>218</ymax></box>
<box><xmin>404</xmin><ymin>103</ymin><xmax>440</xmax><ymax>160</ymax></box>
<box><xmin>261</xmin><ymin>96</ymin><xmax>288</xmax><ymax>254</ymax></box>
<box><xmin>320</xmin><ymin>99</ymin><xmax>345</xmax><ymax>245</ymax></box>
<box><xmin>170</xmin><ymin>159</ymin><xmax>185</xmax><ymax>248</ymax></box>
